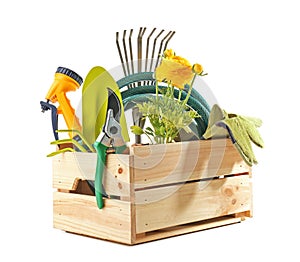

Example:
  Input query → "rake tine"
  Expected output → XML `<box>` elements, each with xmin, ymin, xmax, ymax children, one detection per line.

<box><xmin>137</xmin><ymin>27</ymin><xmax>142</xmax><ymax>87</ymax></box>
<box><xmin>137</xmin><ymin>27</ymin><xmax>143</xmax><ymax>73</ymax></box>
<box><xmin>129</xmin><ymin>29</ymin><xmax>134</xmax><ymax>75</ymax></box>
<box><xmin>116</xmin><ymin>32</ymin><xmax>127</xmax><ymax>76</ymax></box>
<box><xmin>145</xmin><ymin>28</ymin><xmax>156</xmax><ymax>85</ymax></box>
<box><xmin>163</xmin><ymin>31</ymin><xmax>176</xmax><ymax>53</ymax></box>
<box><xmin>145</xmin><ymin>28</ymin><xmax>156</xmax><ymax>72</ymax></box>
<box><xmin>137</xmin><ymin>27</ymin><xmax>146</xmax><ymax>86</ymax></box>
<box><xmin>155</xmin><ymin>30</ymin><xmax>172</xmax><ymax>69</ymax></box>
<box><xmin>140</xmin><ymin>27</ymin><xmax>146</xmax><ymax>85</ymax></box>
<box><xmin>141</xmin><ymin>27</ymin><xmax>146</xmax><ymax>49</ymax></box>
<box><xmin>149</xmin><ymin>29</ymin><xmax>164</xmax><ymax>72</ymax></box>
<box><xmin>122</xmin><ymin>30</ymin><xmax>130</xmax><ymax>76</ymax></box>
<box><xmin>128</xmin><ymin>29</ymin><xmax>135</xmax><ymax>89</ymax></box>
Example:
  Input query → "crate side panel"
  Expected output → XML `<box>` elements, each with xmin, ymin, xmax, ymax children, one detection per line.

<box><xmin>135</xmin><ymin>175</ymin><xmax>251</xmax><ymax>234</ymax></box>
<box><xmin>103</xmin><ymin>154</ymin><xmax>132</xmax><ymax>199</ymax></box>
<box><xmin>132</xmin><ymin>139</ymin><xmax>250</xmax><ymax>189</ymax></box>
<box><xmin>52</xmin><ymin>152</ymin><xmax>131</xmax><ymax>198</ymax></box>
<box><xmin>52</xmin><ymin>152</ymin><xmax>90</xmax><ymax>190</ymax></box>
<box><xmin>53</xmin><ymin>192</ymin><xmax>132</xmax><ymax>244</ymax></box>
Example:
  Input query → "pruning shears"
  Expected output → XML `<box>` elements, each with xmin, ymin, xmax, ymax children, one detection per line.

<box><xmin>93</xmin><ymin>88</ymin><xmax>127</xmax><ymax>209</ymax></box>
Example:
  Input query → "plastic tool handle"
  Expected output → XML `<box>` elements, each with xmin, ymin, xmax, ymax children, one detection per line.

<box><xmin>56</xmin><ymin>91</ymin><xmax>82</xmax><ymax>133</ymax></box>
<box><xmin>40</xmin><ymin>101</ymin><xmax>59</xmax><ymax>141</ymax></box>
<box><xmin>93</xmin><ymin>141</ymin><xmax>108</xmax><ymax>209</ymax></box>
<box><xmin>45</xmin><ymin>67</ymin><xmax>83</xmax><ymax>137</ymax></box>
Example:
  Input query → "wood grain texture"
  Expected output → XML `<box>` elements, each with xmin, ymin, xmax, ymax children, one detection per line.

<box><xmin>53</xmin><ymin>192</ymin><xmax>132</xmax><ymax>244</ymax></box>
<box><xmin>135</xmin><ymin>175</ymin><xmax>251</xmax><ymax>233</ymax></box>
<box><xmin>52</xmin><ymin>139</ymin><xmax>253</xmax><ymax>244</ymax></box>
<box><xmin>132</xmin><ymin>139</ymin><xmax>250</xmax><ymax>189</ymax></box>
<box><xmin>134</xmin><ymin>216</ymin><xmax>242</xmax><ymax>244</ymax></box>
<box><xmin>52</xmin><ymin>152</ymin><xmax>131</xmax><ymax>198</ymax></box>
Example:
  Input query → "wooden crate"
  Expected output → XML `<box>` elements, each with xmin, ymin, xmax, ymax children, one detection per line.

<box><xmin>53</xmin><ymin>139</ymin><xmax>252</xmax><ymax>245</ymax></box>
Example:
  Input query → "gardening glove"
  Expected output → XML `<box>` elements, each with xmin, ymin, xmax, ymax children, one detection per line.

<box><xmin>202</xmin><ymin>104</ymin><xmax>228</xmax><ymax>139</ymax></box>
<box><xmin>202</xmin><ymin>104</ymin><xmax>264</xmax><ymax>166</ymax></box>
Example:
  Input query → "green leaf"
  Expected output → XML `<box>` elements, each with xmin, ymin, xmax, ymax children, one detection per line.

<box><xmin>145</xmin><ymin>126</ymin><xmax>154</xmax><ymax>133</ymax></box>
<box><xmin>132</xmin><ymin>83</ymin><xmax>200</xmax><ymax>144</ymax></box>
<box><xmin>159</xmin><ymin>126</ymin><xmax>165</xmax><ymax>136</ymax></box>
<box><xmin>130</xmin><ymin>125</ymin><xmax>144</xmax><ymax>135</ymax></box>
<box><xmin>144</xmin><ymin>130</ymin><xmax>153</xmax><ymax>136</ymax></box>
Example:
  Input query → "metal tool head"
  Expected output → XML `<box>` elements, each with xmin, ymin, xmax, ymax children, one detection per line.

<box><xmin>95</xmin><ymin>88</ymin><xmax>125</xmax><ymax>147</ymax></box>
<box><xmin>107</xmin><ymin>87</ymin><xmax>121</xmax><ymax>122</ymax></box>
<box><xmin>105</xmin><ymin>110</ymin><xmax>121</xmax><ymax>134</ymax></box>
<box><xmin>116</xmin><ymin>27</ymin><xmax>175</xmax><ymax>80</ymax></box>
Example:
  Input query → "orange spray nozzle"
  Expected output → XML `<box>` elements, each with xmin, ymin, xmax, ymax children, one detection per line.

<box><xmin>45</xmin><ymin>67</ymin><xmax>83</xmax><ymax>135</ymax></box>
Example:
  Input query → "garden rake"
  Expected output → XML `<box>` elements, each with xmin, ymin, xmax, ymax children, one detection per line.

<box><xmin>116</xmin><ymin>27</ymin><xmax>176</xmax><ymax>88</ymax></box>
<box><xmin>115</xmin><ymin>27</ymin><xmax>175</xmax><ymax>143</ymax></box>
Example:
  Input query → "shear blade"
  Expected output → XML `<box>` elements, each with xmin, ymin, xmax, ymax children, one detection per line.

<box><xmin>107</xmin><ymin>88</ymin><xmax>121</xmax><ymax>122</ymax></box>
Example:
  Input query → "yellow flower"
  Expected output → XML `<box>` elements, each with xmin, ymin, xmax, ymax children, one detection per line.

<box><xmin>156</xmin><ymin>59</ymin><xmax>194</xmax><ymax>89</ymax></box>
<box><xmin>156</xmin><ymin>50</ymin><xmax>194</xmax><ymax>89</ymax></box>
<box><xmin>192</xmin><ymin>63</ymin><xmax>203</xmax><ymax>75</ymax></box>
<box><xmin>163</xmin><ymin>49</ymin><xmax>175</xmax><ymax>58</ymax></box>
<box><xmin>156</xmin><ymin>49</ymin><xmax>206</xmax><ymax>89</ymax></box>
<box><xmin>172</xmin><ymin>56</ymin><xmax>192</xmax><ymax>67</ymax></box>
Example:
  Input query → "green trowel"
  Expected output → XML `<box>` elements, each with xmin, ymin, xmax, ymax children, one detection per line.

<box><xmin>82</xmin><ymin>66</ymin><xmax>130</xmax><ymax>145</ymax></box>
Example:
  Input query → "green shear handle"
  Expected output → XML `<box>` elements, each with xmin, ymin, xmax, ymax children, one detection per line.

<box><xmin>93</xmin><ymin>108</ymin><xmax>127</xmax><ymax>209</ymax></box>
<box><xmin>93</xmin><ymin>142</ymin><xmax>127</xmax><ymax>209</ymax></box>
<box><xmin>93</xmin><ymin>142</ymin><xmax>108</xmax><ymax>209</ymax></box>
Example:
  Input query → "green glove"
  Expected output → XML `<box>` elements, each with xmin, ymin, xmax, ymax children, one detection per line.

<box><xmin>202</xmin><ymin>104</ymin><xmax>228</xmax><ymax>139</ymax></box>
<box><xmin>202</xmin><ymin>104</ymin><xmax>264</xmax><ymax>166</ymax></box>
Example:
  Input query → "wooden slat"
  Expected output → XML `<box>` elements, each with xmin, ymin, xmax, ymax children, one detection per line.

<box><xmin>53</xmin><ymin>192</ymin><xmax>132</xmax><ymax>245</ymax></box>
<box><xmin>132</xmin><ymin>139</ymin><xmax>250</xmax><ymax>189</ymax></box>
<box><xmin>52</xmin><ymin>152</ymin><xmax>90</xmax><ymax>190</ymax></box>
<box><xmin>135</xmin><ymin>175</ymin><xmax>251</xmax><ymax>234</ymax></box>
<box><xmin>103</xmin><ymin>154</ymin><xmax>131</xmax><ymax>199</ymax></box>
<box><xmin>52</xmin><ymin>152</ymin><xmax>131</xmax><ymax>198</ymax></box>
<box><xmin>134</xmin><ymin>216</ymin><xmax>242</xmax><ymax>244</ymax></box>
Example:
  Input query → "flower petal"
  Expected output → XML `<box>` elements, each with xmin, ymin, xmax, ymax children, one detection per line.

<box><xmin>156</xmin><ymin>59</ymin><xmax>194</xmax><ymax>89</ymax></box>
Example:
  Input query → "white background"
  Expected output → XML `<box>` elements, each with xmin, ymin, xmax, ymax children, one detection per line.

<box><xmin>1</xmin><ymin>0</ymin><xmax>299</xmax><ymax>261</ymax></box>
